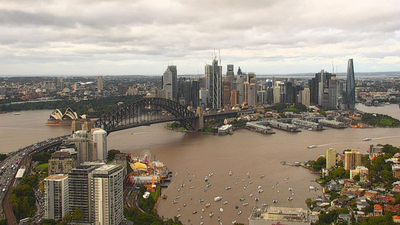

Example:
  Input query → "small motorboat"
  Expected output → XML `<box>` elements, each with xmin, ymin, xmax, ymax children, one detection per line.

<box><xmin>214</xmin><ymin>196</ymin><xmax>222</xmax><ymax>202</ymax></box>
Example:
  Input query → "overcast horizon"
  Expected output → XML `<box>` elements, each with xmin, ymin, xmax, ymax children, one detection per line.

<box><xmin>1</xmin><ymin>0</ymin><xmax>400</xmax><ymax>76</ymax></box>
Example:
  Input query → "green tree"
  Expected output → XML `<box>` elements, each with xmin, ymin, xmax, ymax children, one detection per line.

<box><xmin>0</xmin><ymin>219</ymin><xmax>7</xmax><ymax>225</ymax></box>
<box><xmin>0</xmin><ymin>154</ymin><xmax>7</xmax><ymax>162</ymax></box>
<box><xmin>107</xmin><ymin>149</ymin><xmax>121</xmax><ymax>162</ymax></box>
<box><xmin>41</xmin><ymin>219</ymin><xmax>57</xmax><ymax>225</ymax></box>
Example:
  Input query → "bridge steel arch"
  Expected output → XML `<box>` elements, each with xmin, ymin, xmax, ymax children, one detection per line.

<box><xmin>94</xmin><ymin>97</ymin><xmax>197</xmax><ymax>134</ymax></box>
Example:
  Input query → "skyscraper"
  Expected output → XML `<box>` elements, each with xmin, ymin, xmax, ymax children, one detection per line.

<box><xmin>207</xmin><ymin>58</ymin><xmax>222</xmax><ymax>109</ymax></box>
<box><xmin>226</xmin><ymin>64</ymin><xmax>234</xmax><ymax>83</ymax></box>
<box><xmin>346</xmin><ymin>59</ymin><xmax>355</xmax><ymax>110</ymax></box>
<box><xmin>191</xmin><ymin>80</ymin><xmax>199</xmax><ymax>108</ymax></box>
<box><xmin>44</xmin><ymin>174</ymin><xmax>69</xmax><ymax>221</ymax></box>
<box><xmin>326</xmin><ymin>148</ymin><xmax>336</xmax><ymax>169</ymax></box>
<box><xmin>328</xmin><ymin>74</ymin><xmax>338</xmax><ymax>109</ymax></box>
<box><xmin>236</xmin><ymin>74</ymin><xmax>246</xmax><ymax>105</ymax></box>
<box><xmin>162</xmin><ymin>65</ymin><xmax>178</xmax><ymax>100</ymax></box>
<box><xmin>93</xmin><ymin>164</ymin><xmax>124</xmax><ymax>225</ymax></box>
<box><xmin>300</xmin><ymin>88</ymin><xmax>311</xmax><ymax>107</ymax></box>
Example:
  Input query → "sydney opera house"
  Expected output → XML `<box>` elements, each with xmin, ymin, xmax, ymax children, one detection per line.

<box><xmin>46</xmin><ymin>108</ymin><xmax>81</xmax><ymax>126</ymax></box>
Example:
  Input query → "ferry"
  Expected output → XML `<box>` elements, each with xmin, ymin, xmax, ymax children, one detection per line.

<box><xmin>363</xmin><ymin>137</ymin><xmax>371</xmax><ymax>141</ymax></box>
<box><xmin>308</xmin><ymin>145</ymin><xmax>317</xmax><ymax>149</ymax></box>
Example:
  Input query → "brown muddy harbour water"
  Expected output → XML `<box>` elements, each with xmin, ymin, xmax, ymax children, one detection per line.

<box><xmin>1</xmin><ymin>104</ymin><xmax>400</xmax><ymax>225</ymax></box>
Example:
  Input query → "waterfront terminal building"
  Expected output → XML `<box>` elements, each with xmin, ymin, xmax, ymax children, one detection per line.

<box><xmin>249</xmin><ymin>206</ymin><xmax>310</xmax><ymax>225</ymax></box>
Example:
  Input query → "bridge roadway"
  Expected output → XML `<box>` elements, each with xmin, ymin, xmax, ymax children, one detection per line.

<box><xmin>1</xmin><ymin>136</ymin><xmax>66</xmax><ymax>225</ymax></box>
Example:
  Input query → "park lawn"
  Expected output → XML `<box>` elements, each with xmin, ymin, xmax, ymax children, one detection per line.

<box><xmin>35</xmin><ymin>163</ymin><xmax>48</xmax><ymax>172</ymax></box>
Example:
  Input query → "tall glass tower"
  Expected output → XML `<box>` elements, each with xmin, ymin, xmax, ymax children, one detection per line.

<box><xmin>346</xmin><ymin>59</ymin><xmax>355</xmax><ymax>110</ymax></box>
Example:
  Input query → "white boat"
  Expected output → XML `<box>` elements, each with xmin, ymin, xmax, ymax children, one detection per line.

<box><xmin>309</xmin><ymin>185</ymin><xmax>316</xmax><ymax>190</ymax></box>
<box><xmin>223</xmin><ymin>200</ymin><xmax>228</xmax><ymax>205</ymax></box>
<box><xmin>14</xmin><ymin>112</ymin><xmax>21</xmax><ymax>115</ymax></box>
<box><xmin>272</xmin><ymin>199</ymin><xmax>278</xmax><ymax>203</ymax></box>
<box><xmin>232</xmin><ymin>220</ymin><xmax>237</xmax><ymax>224</ymax></box>
<box><xmin>363</xmin><ymin>137</ymin><xmax>371</xmax><ymax>141</ymax></box>
<box><xmin>199</xmin><ymin>198</ymin><xmax>204</xmax><ymax>203</ymax></box>
<box><xmin>255</xmin><ymin>197</ymin><xmax>259</xmax><ymax>201</ymax></box>
<box><xmin>288</xmin><ymin>187</ymin><xmax>293</xmax><ymax>191</ymax></box>
<box><xmin>205</xmin><ymin>203</ymin><xmax>211</xmax><ymax>208</ymax></box>
<box><xmin>308</xmin><ymin>145</ymin><xmax>317</xmax><ymax>149</ymax></box>
<box><xmin>228</xmin><ymin>170</ymin><xmax>233</xmax><ymax>176</ymax></box>
<box><xmin>243</xmin><ymin>202</ymin><xmax>249</xmax><ymax>206</ymax></box>
<box><xmin>206</xmin><ymin>183</ymin><xmax>211</xmax><ymax>187</ymax></box>
<box><xmin>209</xmin><ymin>212</ymin><xmax>214</xmax><ymax>217</ymax></box>
<box><xmin>287</xmin><ymin>197</ymin><xmax>293</xmax><ymax>201</ymax></box>
<box><xmin>205</xmin><ymin>176</ymin><xmax>208</xmax><ymax>182</ymax></box>
<box><xmin>225</xmin><ymin>186</ymin><xmax>231</xmax><ymax>190</ymax></box>
<box><xmin>238</xmin><ymin>210</ymin><xmax>242</xmax><ymax>215</ymax></box>
<box><xmin>176</xmin><ymin>214</ymin><xmax>181</xmax><ymax>218</ymax></box>
<box><xmin>214</xmin><ymin>196</ymin><xmax>222</xmax><ymax>202</ymax></box>
<box><xmin>220</xmin><ymin>207</ymin><xmax>224</xmax><ymax>212</ymax></box>
<box><xmin>260</xmin><ymin>173</ymin><xmax>265</xmax><ymax>178</ymax></box>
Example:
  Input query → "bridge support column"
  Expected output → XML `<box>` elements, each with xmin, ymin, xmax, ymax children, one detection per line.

<box><xmin>194</xmin><ymin>107</ymin><xmax>204</xmax><ymax>131</ymax></box>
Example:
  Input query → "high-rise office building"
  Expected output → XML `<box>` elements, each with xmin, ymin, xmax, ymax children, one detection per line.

<box><xmin>230</xmin><ymin>90</ymin><xmax>238</xmax><ymax>106</ymax></box>
<box><xmin>247</xmin><ymin>83</ymin><xmax>257</xmax><ymax>106</ymax></box>
<box><xmin>236</xmin><ymin>74</ymin><xmax>246</xmax><ymax>105</ymax></box>
<box><xmin>68</xmin><ymin>165</ymin><xmax>98</xmax><ymax>224</ymax></box>
<box><xmin>223</xmin><ymin>81</ymin><xmax>231</xmax><ymax>107</ymax></box>
<box><xmin>162</xmin><ymin>65</ymin><xmax>178</xmax><ymax>100</ymax></box>
<box><xmin>93</xmin><ymin>164</ymin><xmax>124</xmax><ymax>225</ymax></box>
<box><xmin>326</xmin><ymin>148</ymin><xmax>337</xmax><ymax>169</ymax></box>
<box><xmin>226</xmin><ymin>64</ymin><xmax>234</xmax><ymax>83</ymax></box>
<box><xmin>44</xmin><ymin>174</ymin><xmax>69</xmax><ymax>221</ymax></box>
<box><xmin>328</xmin><ymin>74</ymin><xmax>338</xmax><ymax>109</ymax></box>
<box><xmin>344</xmin><ymin>150</ymin><xmax>362</xmax><ymax>171</ymax></box>
<box><xmin>273</xmin><ymin>85</ymin><xmax>281</xmax><ymax>104</ymax></box>
<box><xmin>346</xmin><ymin>59</ymin><xmax>355</xmax><ymax>110</ymax></box>
<box><xmin>207</xmin><ymin>58</ymin><xmax>223</xmax><ymax>109</ymax></box>
<box><xmin>199</xmin><ymin>88</ymin><xmax>209</xmax><ymax>107</ymax></box>
<box><xmin>97</xmin><ymin>75</ymin><xmax>104</xmax><ymax>92</ymax></box>
<box><xmin>300</xmin><ymin>88</ymin><xmax>311</xmax><ymax>107</ymax></box>
<box><xmin>191</xmin><ymin>80</ymin><xmax>199</xmax><ymax>108</ymax></box>
<box><xmin>92</xmin><ymin>128</ymin><xmax>107</xmax><ymax>162</ymax></box>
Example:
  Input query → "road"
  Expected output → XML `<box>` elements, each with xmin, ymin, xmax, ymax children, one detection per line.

<box><xmin>1</xmin><ymin>136</ymin><xmax>66</xmax><ymax>224</ymax></box>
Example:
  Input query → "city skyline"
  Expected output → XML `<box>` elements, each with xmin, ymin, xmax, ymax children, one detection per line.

<box><xmin>1</xmin><ymin>1</ymin><xmax>400</xmax><ymax>76</ymax></box>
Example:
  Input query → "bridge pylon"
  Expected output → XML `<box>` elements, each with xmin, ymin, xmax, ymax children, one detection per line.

<box><xmin>194</xmin><ymin>107</ymin><xmax>204</xmax><ymax>131</ymax></box>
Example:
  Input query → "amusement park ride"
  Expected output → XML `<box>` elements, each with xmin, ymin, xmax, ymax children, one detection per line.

<box><xmin>125</xmin><ymin>150</ymin><xmax>170</xmax><ymax>192</ymax></box>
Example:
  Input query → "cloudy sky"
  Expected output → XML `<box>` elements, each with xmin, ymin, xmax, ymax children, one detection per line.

<box><xmin>1</xmin><ymin>0</ymin><xmax>399</xmax><ymax>76</ymax></box>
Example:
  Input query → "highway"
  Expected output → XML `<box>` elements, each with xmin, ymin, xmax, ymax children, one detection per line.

<box><xmin>0</xmin><ymin>135</ymin><xmax>68</xmax><ymax>224</ymax></box>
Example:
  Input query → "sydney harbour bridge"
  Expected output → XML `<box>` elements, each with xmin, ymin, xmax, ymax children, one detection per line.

<box><xmin>94</xmin><ymin>97</ymin><xmax>241</xmax><ymax>134</ymax></box>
